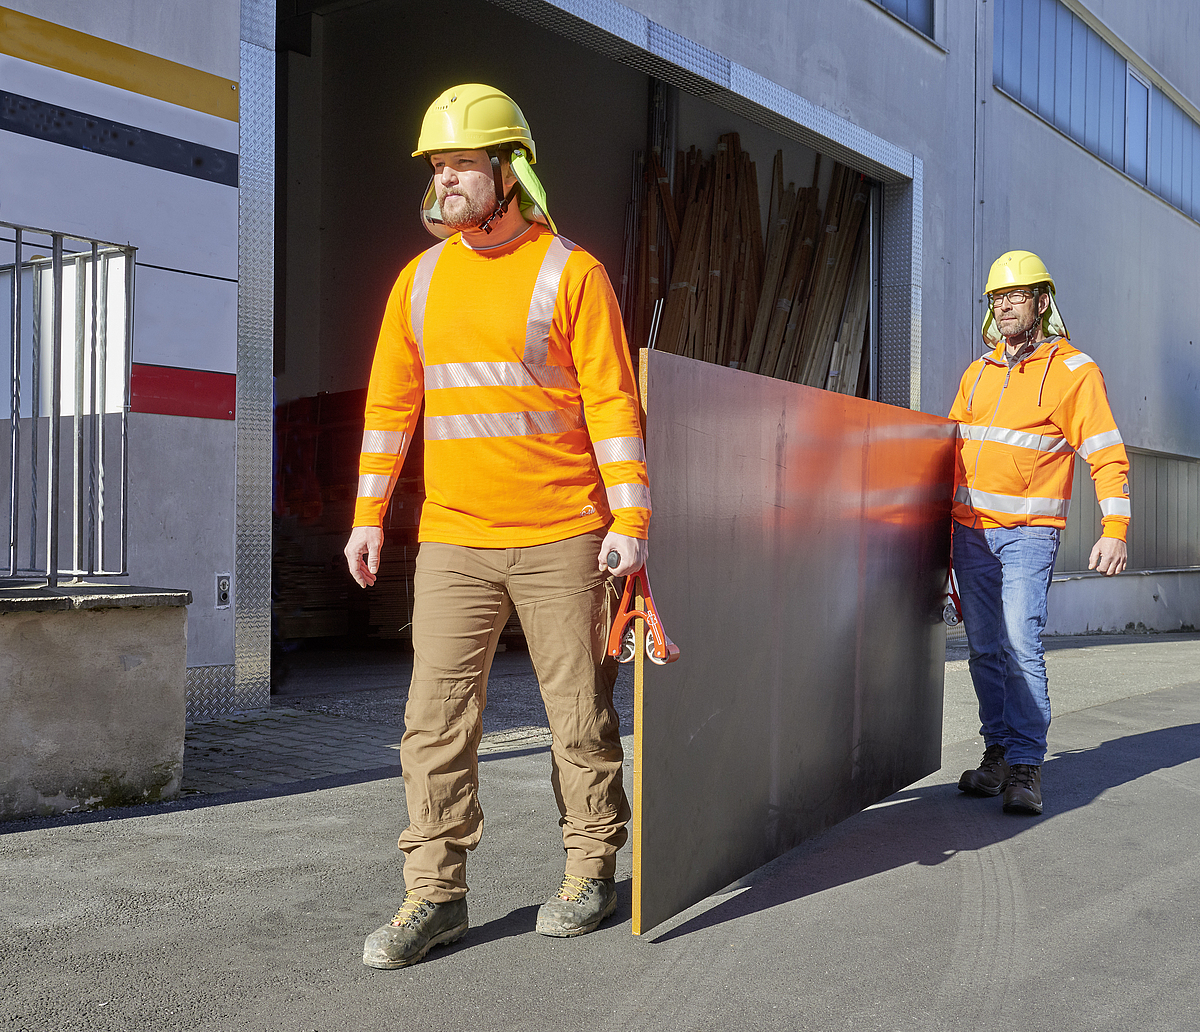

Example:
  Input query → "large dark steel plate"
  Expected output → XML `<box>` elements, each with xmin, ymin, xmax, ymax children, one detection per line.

<box><xmin>634</xmin><ymin>351</ymin><xmax>955</xmax><ymax>933</ymax></box>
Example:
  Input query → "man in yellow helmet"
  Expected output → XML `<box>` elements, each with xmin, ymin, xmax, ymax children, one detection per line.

<box><xmin>949</xmin><ymin>250</ymin><xmax>1130</xmax><ymax>816</ymax></box>
<box><xmin>344</xmin><ymin>85</ymin><xmax>650</xmax><ymax>967</ymax></box>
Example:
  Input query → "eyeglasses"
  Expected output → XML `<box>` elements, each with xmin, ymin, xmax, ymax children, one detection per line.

<box><xmin>988</xmin><ymin>288</ymin><xmax>1037</xmax><ymax>307</ymax></box>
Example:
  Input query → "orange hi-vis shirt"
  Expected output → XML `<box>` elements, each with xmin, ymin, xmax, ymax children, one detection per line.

<box><xmin>353</xmin><ymin>223</ymin><xmax>651</xmax><ymax>547</ymax></box>
<box><xmin>949</xmin><ymin>337</ymin><xmax>1131</xmax><ymax>541</ymax></box>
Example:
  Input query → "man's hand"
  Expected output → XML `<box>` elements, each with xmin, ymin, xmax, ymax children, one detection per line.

<box><xmin>345</xmin><ymin>526</ymin><xmax>384</xmax><ymax>587</ymax></box>
<box><xmin>1088</xmin><ymin>535</ymin><xmax>1127</xmax><ymax>577</ymax></box>
<box><xmin>598</xmin><ymin>532</ymin><xmax>647</xmax><ymax>577</ymax></box>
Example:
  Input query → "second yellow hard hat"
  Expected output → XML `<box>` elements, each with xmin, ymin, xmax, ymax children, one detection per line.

<box><xmin>985</xmin><ymin>250</ymin><xmax>1055</xmax><ymax>295</ymax></box>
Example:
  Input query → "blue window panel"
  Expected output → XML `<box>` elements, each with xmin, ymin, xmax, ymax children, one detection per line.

<box><xmin>1182</xmin><ymin>119</ymin><xmax>1194</xmax><ymax>217</ymax></box>
<box><xmin>1053</xmin><ymin>5</ymin><xmax>1073</xmax><ymax>133</ymax></box>
<box><xmin>1037</xmin><ymin>0</ymin><xmax>1057</xmax><ymax>117</ymax></box>
<box><xmin>1160</xmin><ymin>95</ymin><xmax>1178</xmax><ymax>206</ymax></box>
<box><xmin>1148</xmin><ymin>88</ymin><xmax>1165</xmax><ymax>196</ymax></box>
<box><xmin>1097</xmin><ymin>44</ymin><xmax>1115</xmax><ymax>163</ymax></box>
<box><xmin>1126</xmin><ymin>74</ymin><xmax>1148</xmax><ymax>184</ymax></box>
<box><xmin>1171</xmin><ymin>101</ymin><xmax>1185</xmax><ymax>208</ymax></box>
<box><xmin>1084</xmin><ymin>28</ymin><xmax>1102</xmax><ymax>155</ymax></box>
<box><xmin>994</xmin><ymin>0</ymin><xmax>1007</xmax><ymax>87</ymax></box>
<box><xmin>1193</xmin><ymin>127</ymin><xmax>1200</xmax><ymax>219</ymax></box>
<box><xmin>879</xmin><ymin>0</ymin><xmax>933</xmax><ymax>36</ymax></box>
<box><xmin>992</xmin><ymin>0</ymin><xmax>1200</xmax><ymax>224</ymax></box>
<box><xmin>1111</xmin><ymin>53</ymin><xmax>1126</xmax><ymax>170</ymax></box>
<box><xmin>1105</xmin><ymin>48</ymin><xmax>1124</xmax><ymax>168</ymax></box>
<box><xmin>1020</xmin><ymin>0</ymin><xmax>1042</xmax><ymax>109</ymax></box>
<box><xmin>1069</xmin><ymin>16</ymin><xmax>1088</xmax><ymax>143</ymax></box>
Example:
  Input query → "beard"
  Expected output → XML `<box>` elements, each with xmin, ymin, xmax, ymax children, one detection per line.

<box><xmin>439</xmin><ymin>188</ymin><xmax>495</xmax><ymax>230</ymax></box>
<box><xmin>998</xmin><ymin>308</ymin><xmax>1039</xmax><ymax>340</ymax></box>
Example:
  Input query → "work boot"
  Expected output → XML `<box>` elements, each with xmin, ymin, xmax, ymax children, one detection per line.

<box><xmin>1003</xmin><ymin>764</ymin><xmax>1043</xmax><ymax>815</ymax></box>
<box><xmin>958</xmin><ymin>743</ymin><xmax>1010</xmax><ymax>796</ymax></box>
<box><xmin>535</xmin><ymin>875</ymin><xmax>617</xmax><ymax>937</ymax></box>
<box><xmin>362</xmin><ymin>892</ymin><xmax>468</xmax><ymax>969</ymax></box>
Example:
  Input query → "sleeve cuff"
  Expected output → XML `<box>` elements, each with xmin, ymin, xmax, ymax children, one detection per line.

<box><xmin>1100</xmin><ymin>516</ymin><xmax>1129</xmax><ymax>542</ymax></box>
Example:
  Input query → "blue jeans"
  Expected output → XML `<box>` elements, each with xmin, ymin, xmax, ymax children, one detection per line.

<box><xmin>952</xmin><ymin>522</ymin><xmax>1060</xmax><ymax>766</ymax></box>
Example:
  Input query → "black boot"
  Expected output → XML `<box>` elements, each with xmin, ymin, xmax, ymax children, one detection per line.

<box><xmin>1002</xmin><ymin>764</ymin><xmax>1042</xmax><ymax>814</ymax></box>
<box><xmin>958</xmin><ymin>744</ymin><xmax>1010</xmax><ymax>796</ymax></box>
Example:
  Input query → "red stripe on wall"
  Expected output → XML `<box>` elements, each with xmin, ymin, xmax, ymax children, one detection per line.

<box><xmin>130</xmin><ymin>363</ymin><xmax>236</xmax><ymax>420</ymax></box>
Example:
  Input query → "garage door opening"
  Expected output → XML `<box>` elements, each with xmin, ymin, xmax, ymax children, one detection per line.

<box><xmin>269</xmin><ymin>0</ymin><xmax>907</xmax><ymax>670</ymax></box>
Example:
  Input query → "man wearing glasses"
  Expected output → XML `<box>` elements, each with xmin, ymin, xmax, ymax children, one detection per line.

<box><xmin>949</xmin><ymin>250</ymin><xmax>1130</xmax><ymax>815</ymax></box>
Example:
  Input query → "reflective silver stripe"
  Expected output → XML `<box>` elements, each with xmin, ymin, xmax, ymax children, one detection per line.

<box><xmin>526</xmin><ymin>364</ymin><xmax>578</xmax><ymax>389</ymax></box>
<box><xmin>1078</xmin><ymin>429</ymin><xmax>1124</xmax><ymax>459</ymax></box>
<box><xmin>593</xmin><ymin>436</ymin><xmax>646</xmax><ymax>465</ymax></box>
<box><xmin>425</xmin><ymin>405</ymin><xmax>585</xmax><ymax>441</ymax></box>
<box><xmin>959</xmin><ymin>424</ymin><xmax>1073</xmax><ymax>455</ymax></box>
<box><xmin>424</xmin><ymin>361</ymin><xmax>578</xmax><ymax>391</ymax></box>
<box><xmin>410</xmin><ymin>240</ymin><xmax>449</xmax><ymax>363</ymax></box>
<box><xmin>606</xmin><ymin>482</ymin><xmax>652</xmax><ymax>511</ymax></box>
<box><xmin>361</xmin><ymin>430</ymin><xmax>407</xmax><ymax>455</ymax></box>
<box><xmin>955</xmin><ymin>486</ymin><xmax>1070</xmax><ymax>519</ymax></box>
<box><xmin>524</xmin><ymin>235</ymin><xmax>575</xmax><ymax>366</ymax></box>
<box><xmin>1063</xmin><ymin>351</ymin><xmax>1095</xmax><ymax>372</ymax></box>
<box><xmin>358</xmin><ymin>472</ymin><xmax>397</xmax><ymax>498</ymax></box>
<box><xmin>1099</xmin><ymin>496</ymin><xmax>1132</xmax><ymax>518</ymax></box>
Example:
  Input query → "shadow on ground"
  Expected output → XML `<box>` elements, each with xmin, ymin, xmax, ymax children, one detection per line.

<box><xmin>651</xmin><ymin>720</ymin><xmax>1200</xmax><ymax>941</ymax></box>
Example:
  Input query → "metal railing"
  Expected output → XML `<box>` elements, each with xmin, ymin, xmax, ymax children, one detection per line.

<box><xmin>3</xmin><ymin>221</ymin><xmax>135</xmax><ymax>585</ymax></box>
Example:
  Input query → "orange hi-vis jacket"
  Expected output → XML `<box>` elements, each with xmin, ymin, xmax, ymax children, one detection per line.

<box><xmin>353</xmin><ymin>223</ymin><xmax>651</xmax><ymax>547</ymax></box>
<box><xmin>949</xmin><ymin>337</ymin><xmax>1131</xmax><ymax>541</ymax></box>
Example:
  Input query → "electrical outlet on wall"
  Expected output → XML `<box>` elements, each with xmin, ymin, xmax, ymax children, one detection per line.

<box><xmin>216</xmin><ymin>573</ymin><xmax>232</xmax><ymax>610</ymax></box>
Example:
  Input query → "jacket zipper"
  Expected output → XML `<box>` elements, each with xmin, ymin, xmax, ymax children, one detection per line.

<box><xmin>965</xmin><ymin>362</ymin><xmax>1011</xmax><ymax>521</ymax></box>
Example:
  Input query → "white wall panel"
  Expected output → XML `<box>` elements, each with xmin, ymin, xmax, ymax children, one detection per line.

<box><xmin>125</xmin><ymin>412</ymin><xmax>236</xmax><ymax>668</ymax></box>
<box><xmin>2</xmin><ymin>0</ymin><xmax>242</xmax><ymax>81</ymax></box>
<box><xmin>133</xmin><ymin>266</ymin><xmax>237</xmax><ymax>373</ymax></box>
<box><xmin>0</xmin><ymin>54</ymin><xmax>240</xmax><ymax>151</ymax></box>
<box><xmin>0</xmin><ymin>133</ymin><xmax>238</xmax><ymax>278</ymax></box>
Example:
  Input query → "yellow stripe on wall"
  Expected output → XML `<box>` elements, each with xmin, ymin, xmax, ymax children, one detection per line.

<box><xmin>0</xmin><ymin>6</ymin><xmax>239</xmax><ymax>122</ymax></box>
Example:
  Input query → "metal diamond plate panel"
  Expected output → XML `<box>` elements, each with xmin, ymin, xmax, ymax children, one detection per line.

<box><xmin>240</xmin><ymin>0</ymin><xmax>274</xmax><ymax>49</ymax></box>
<box><xmin>235</xmin><ymin>22</ymin><xmax>275</xmax><ymax>715</ymax></box>
<box><xmin>546</xmin><ymin>0</ymin><xmax>648</xmax><ymax>48</ymax></box>
<box><xmin>186</xmin><ymin>664</ymin><xmax>238</xmax><ymax>723</ymax></box>
<box><xmin>647</xmin><ymin>22</ymin><xmax>728</xmax><ymax>94</ymax></box>
<box><xmin>879</xmin><ymin>177</ymin><xmax>921</xmax><ymax>411</ymax></box>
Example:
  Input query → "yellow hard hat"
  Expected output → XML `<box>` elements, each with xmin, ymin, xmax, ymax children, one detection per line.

<box><xmin>413</xmin><ymin>84</ymin><xmax>536</xmax><ymax>162</ymax></box>
<box><xmin>984</xmin><ymin>250</ymin><xmax>1055</xmax><ymax>295</ymax></box>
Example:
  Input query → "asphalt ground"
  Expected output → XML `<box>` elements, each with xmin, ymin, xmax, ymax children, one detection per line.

<box><xmin>2</xmin><ymin>632</ymin><xmax>1198</xmax><ymax>1031</ymax></box>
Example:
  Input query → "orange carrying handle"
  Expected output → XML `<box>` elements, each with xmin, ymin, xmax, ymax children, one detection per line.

<box><xmin>606</xmin><ymin>565</ymin><xmax>680</xmax><ymax>665</ymax></box>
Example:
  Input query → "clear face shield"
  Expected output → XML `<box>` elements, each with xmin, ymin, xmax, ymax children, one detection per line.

<box><xmin>419</xmin><ymin>147</ymin><xmax>557</xmax><ymax>239</ymax></box>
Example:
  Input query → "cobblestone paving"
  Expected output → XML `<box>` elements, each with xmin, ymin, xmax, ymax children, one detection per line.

<box><xmin>182</xmin><ymin>708</ymin><xmax>559</xmax><ymax>796</ymax></box>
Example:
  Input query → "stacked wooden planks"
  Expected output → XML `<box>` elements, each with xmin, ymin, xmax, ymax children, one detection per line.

<box><xmin>622</xmin><ymin>138</ymin><xmax>872</xmax><ymax>396</ymax></box>
<box><xmin>653</xmin><ymin>134</ymin><xmax>764</xmax><ymax>366</ymax></box>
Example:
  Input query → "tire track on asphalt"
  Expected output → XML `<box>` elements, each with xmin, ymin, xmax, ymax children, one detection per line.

<box><xmin>926</xmin><ymin>817</ymin><xmax>1030</xmax><ymax>1030</ymax></box>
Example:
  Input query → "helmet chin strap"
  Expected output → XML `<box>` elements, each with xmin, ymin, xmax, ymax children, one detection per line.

<box><xmin>476</xmin><ymin>153</ymin><xmax>518</xmax><ymax>235</ymax></box>
<box><xmin>1005</xmin><ymin>324</ymin><xmax>1039</xmax><ymax>349</ymax></box>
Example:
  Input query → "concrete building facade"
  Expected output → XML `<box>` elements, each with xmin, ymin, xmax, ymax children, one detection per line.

<box><xmin>4</xmin><ymin>0</ymin><xmax>1197</xmax><ymax>718</ymax></box>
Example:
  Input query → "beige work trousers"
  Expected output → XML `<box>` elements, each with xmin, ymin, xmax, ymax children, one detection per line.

<box><xmin>397</xmin><ymin>530</ymin><xmax>630</xmax><ymax>903</ymax></box>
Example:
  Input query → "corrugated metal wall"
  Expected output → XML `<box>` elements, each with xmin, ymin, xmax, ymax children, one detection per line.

<box><xmin>1057</xmin><ymin>449</ymin><xmax>1200</xmax><ymax>573</ymax></box>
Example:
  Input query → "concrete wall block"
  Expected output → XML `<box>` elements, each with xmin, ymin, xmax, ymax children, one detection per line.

<box><xmin>1047</xmin><ymin>570</ymin><xmax>1200</xmax><ymax>636</ymax></box>
<box><xmin>0</xmin><ymin>605</ymin><xmax>187</xmax><ymax>820</ymax></box>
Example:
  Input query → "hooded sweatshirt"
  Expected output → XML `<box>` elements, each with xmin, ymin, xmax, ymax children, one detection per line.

<box><xmin>949</xmin><ymin>337</ymin><xmax>1130</xmax><ymax>541</ymax></box>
